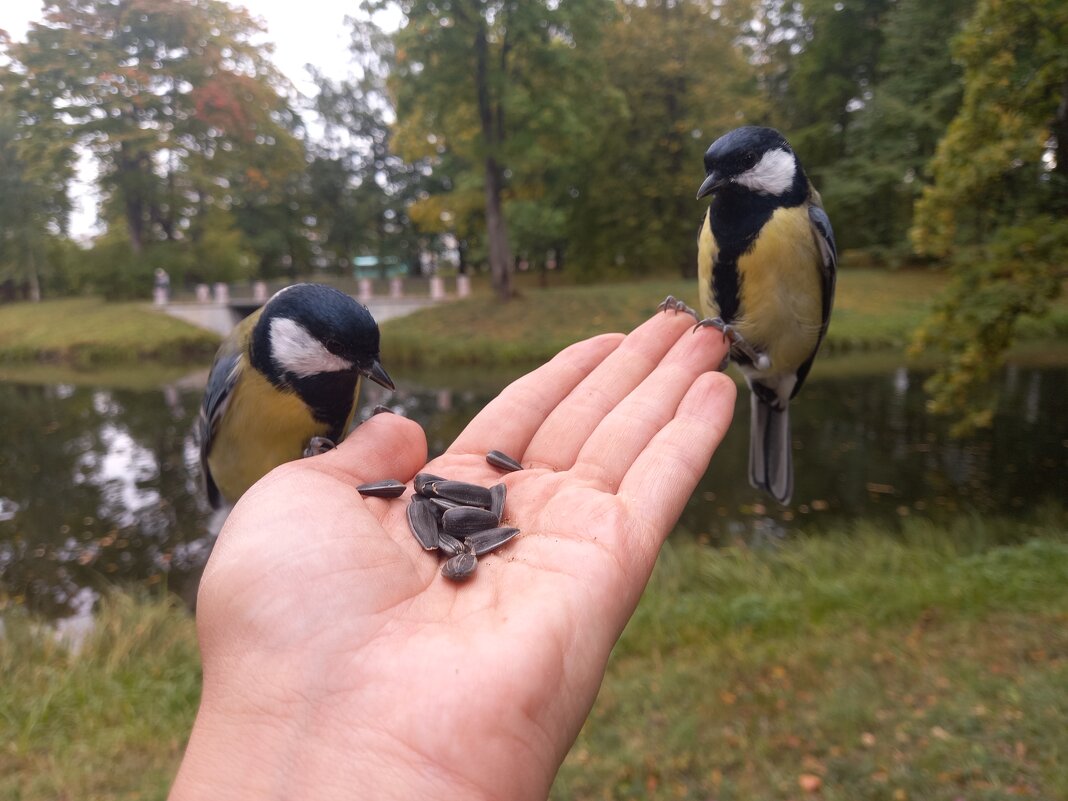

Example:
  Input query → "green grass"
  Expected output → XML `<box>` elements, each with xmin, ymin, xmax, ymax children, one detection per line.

<box><xmin>3</xmin><ymin>514</ymin><xmax>1067</xmax><ymax>800</ymax></box>
<box><xmin>382</xmin><ymin>269</ymin><xmax>1068</xmax><ymax>367</ymax></box>
<box><xmin>0</xmin><ymin>594</ymin><xmax>200</xmax><ymax>801</ymax></box>
<box><xmin>1</xmin><ymin>271</ymin><xmax>1064</xmax><ymax>372</ymax></box>
<box><xmin>0</xmin><ymin>298</ymin><xmax>219</xmax><ymax>368</ymax></box>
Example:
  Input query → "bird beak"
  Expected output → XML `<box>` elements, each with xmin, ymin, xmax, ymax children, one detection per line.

<box><xmin>363</xmin><ymin>359</ymin><xmax>395</xmax><ymax>391</ymax></box>
<box><xmin>697</xmin><ymin>171</ymin><xmax>727</xmax><ymax>200</ymax></box>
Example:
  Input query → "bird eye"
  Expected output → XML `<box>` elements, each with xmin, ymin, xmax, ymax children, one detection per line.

<box><xmin>744</xmin><ymin>151</ymin><xmax>758</xmax><ymax>167</ymax></box>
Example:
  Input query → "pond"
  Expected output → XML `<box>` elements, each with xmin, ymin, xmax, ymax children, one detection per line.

<box><xmin>1</xmin><ymin>357</ymin><xmax>1066</xmax><ymax>618</ymax></box>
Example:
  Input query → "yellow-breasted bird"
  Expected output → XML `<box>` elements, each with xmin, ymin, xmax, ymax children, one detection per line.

<box><xmin>662</xmin><ymin>126</ymin><xmax>837</xmax><ymax>504</ymax></box>
<box><xmin>197</xmin><ymin>282</ymin><xmax>394</xmax><ymax>508</ymax></box>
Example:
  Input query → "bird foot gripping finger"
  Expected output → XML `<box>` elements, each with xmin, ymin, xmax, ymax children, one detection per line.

<box><xmin>693</xmin><ymin>317</ymin><xmax>772</xmax><ymax>371</ymax></box>
<box><xmin>303</xmin><ymin>436</ymin><xmax>337</xmax><ymax>457</ymax></box>
<box><xmin>657</xmin><ymin>295</ymin><xmax>701</xmax><ymax>322</ymax></box>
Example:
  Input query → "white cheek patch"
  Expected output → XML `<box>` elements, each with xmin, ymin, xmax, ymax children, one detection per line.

<box><xmin>734</xmin><ymin>148</ymin><xmax>796</xmax><ymax>196</ymax></box>
<box><xmin>269</xmin><ymin>317</ymin><xmax>354</xmax><ymax>378</ymax></box>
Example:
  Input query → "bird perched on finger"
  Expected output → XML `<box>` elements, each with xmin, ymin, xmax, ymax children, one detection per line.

<box><xmin>197</xmin><ymin>282</ymin><xmax>395</xmax><ymax>508</ymax></box>
<box><xmin>661</xmin><ymin>126</ymin><xmax>836</xmax><ymax>504</ymax></box>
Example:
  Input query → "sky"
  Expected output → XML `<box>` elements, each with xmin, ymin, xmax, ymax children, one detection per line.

<box><xmin>1</xmin><ymin>0</ymin><xmax>379</xmax><ymax>236</ymax></box>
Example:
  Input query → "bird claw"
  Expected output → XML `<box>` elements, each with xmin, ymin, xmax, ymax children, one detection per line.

<box><xmin>657</xmin><ymin>295</ymin><xmax>701</xmax><ymax>322</ymax></box>
<box><xmin>693</xmin><ymin>317</ymin><xmax>771</xmax><ymax>370</ymax></box>
<box><xmin>303</xmin><ymin>436</ymin><xmax>336</xmax><ymax>457</ymax></box>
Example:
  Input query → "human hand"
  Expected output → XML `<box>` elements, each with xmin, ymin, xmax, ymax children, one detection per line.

<box><xmin>170</xmin><ymin>313</ymin><xmax>734</xmax><ymax>801</ymax></box>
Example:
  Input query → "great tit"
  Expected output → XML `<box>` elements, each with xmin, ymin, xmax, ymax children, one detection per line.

<box><xmin>196</xmin><ymin>282</ymin><xmax>395</xmax><ymax>508</ymax></box>
<box><xmin>663</xmin><ymin>126</ymin><xmax>837</xmax><ymax>504</ymax></box>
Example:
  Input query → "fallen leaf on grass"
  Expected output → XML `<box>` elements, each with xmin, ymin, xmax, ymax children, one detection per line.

<box><xmin>798</xmin><ymin>774</ymin><xmax>822</xmax><ymax>793</ymax></box>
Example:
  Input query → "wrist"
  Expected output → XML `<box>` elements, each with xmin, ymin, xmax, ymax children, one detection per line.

<box><xmin>169</xmin><ymin>668</ymin><xmax>525</xmax><ymax>801</ymax></box>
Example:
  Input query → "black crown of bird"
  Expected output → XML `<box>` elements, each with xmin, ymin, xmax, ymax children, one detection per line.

<box><xmin>660</xmin><ymin>125</ymin><xmax>837</xmax><ymax>506</ymax></box>
<box><xmin>197</xmin><ymin>282</ymin><xmax>395</xmax><ymax>509</ymax></box>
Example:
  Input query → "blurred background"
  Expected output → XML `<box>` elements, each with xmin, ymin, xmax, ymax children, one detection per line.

<box><xmin>1</xmin><ymin>1</ymin><xmax>1066</xmax><ymax>799</ymax></box>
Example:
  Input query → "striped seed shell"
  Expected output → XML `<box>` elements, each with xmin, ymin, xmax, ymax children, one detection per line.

<box><xmin>442</xmin><ymin>506</ymin><xmax>501</xmax><ymax>538</ymax></box>
<box><xmin>430</xmin><ymin>480</ymin><xmax>493</xmax><ymax>509</ymax></box>
<box><xmin>414</xmin><ymin>472</ymin><xmax>446</xmax><ymax>497</ymax></box>
<box><xmin>442</xmin><ymin>552</ymin><xmax>478</xmax><ymax>581</ymax></box>
<box><xmin>406</xmin><ymin>496</ymin><xmax>440</xmax><ymax>550</ymax></box>
<box><xmin>489</xmin><ymin>483</ymin><xmax>506</xmax><ymax>522</ymax></box>
<box><xmin>430</xmin><ymin>497</ymin><xmax>463</xmax><ymax>513</ymax></box>
<box><xmin>466</xmin><ymin>526</ymin><xmax>520</xmax><ymax>557</ymax></box>
<box><xmin>355</xmin><ymin>479</ymin><xmax>407</xmax><ymax>499</ymax></box>
<box><xmin>486</xmin><ymin>450</ymin><xmax>523</xmax><ymax>472</ymax></box>
<box><xmin>437</xmin><ymin>531</ymin><xmax>470</xmax><ymax>557</ymax></box>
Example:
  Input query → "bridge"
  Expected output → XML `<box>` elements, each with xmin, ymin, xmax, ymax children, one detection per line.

<box><xmin>156</xmin><ymin>277</ymin><xmax>465</xmax><ymax>337</ymax></box>
<box><xmin>160</xmin><ymin>295</ymin><xmax>442</xmax><ymax>337</ymax></box>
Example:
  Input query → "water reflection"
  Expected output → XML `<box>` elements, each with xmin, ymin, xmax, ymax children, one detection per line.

<box><xmin>0</xmin><ymin>363</ymin><xmax>1065</xmax><ymax>618</ymax></box>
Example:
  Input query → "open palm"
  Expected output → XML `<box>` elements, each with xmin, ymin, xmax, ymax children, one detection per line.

<box><xmin>173</xmin><ymin>313</ymin><xmax>734</xmax><ymax>801</ymax></box>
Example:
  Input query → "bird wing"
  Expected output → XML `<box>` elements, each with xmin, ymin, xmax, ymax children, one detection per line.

<box><xmin>197</xmin><ymin>335</ymin><xmax>246</xmax><ymax>509</ymax></box>
<box><xmin>789</xmin><ymin>194</ymin><xmax>838</xmax><ymax>399</ymax></box>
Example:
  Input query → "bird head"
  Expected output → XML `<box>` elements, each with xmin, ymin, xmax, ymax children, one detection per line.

<box><xmin>697</xmin><ymin>126</ymin><xmax>800</xmax><ymax>200</ymax></box>
<box><xmin>251</xmin><ymin>283</ymin><xmax>394</xmax><ymax>392</ymax></box>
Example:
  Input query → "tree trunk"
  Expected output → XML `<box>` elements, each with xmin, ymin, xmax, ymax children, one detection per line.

<box><xmin>27</xmin><ymin>250</ymin><xmax>41</xmax><ymax>302</ymax></box>
<box><xmin>475</xmin><ymin>18</ymin><xmax>513</xmax><ymax>301</ymax></box>
<box><xmin>483</xmin><ymin>155</ymin><xmax>513</xmax><ymax>300</ymax></box>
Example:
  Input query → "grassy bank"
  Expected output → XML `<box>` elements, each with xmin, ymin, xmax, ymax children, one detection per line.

<box><xmin>2</xmin><ymin>514</ymin><xmax>1066</xmax><ymax>800</ymax></box>
<box><xmin>0</xmin><ymin>272</ymin><xmax>1064</xmax><ymax>371</ymax></box>
<box><xmin>380</xmin><ymin>269</ymin><xmax>1068</xmax><ymax>366</ymax></box>
<box><xmin>0</xmin><ymin>298</ymin><xmax>219</xmax><ymax>369</ymax></box>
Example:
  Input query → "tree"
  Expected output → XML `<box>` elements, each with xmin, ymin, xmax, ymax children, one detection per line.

<box><xmin>0</xmin><ymin>100</ymin><xmax>72</xmax><ymax>300</ymax></box>
<box><xmin>909</xmin><ymin>0</ymin><xmax>1068</xmax><ymax>433</ymax></box>
<box><xmin>564</xmin><ymin>0</ymin><xmax>765</xmax><ymax>279</ymax></box>
<box><xmin>386</xmin><ymin>0</ymin><xmax>612</xmax><ymax>300</ymax></box>
<box><xmin>7</xmin><ymin>0</ymin><xmax>303</xmax><ymax>265</ymax></box>
<box><xmin>307</xmin><ymin>17</ymin><xmax>425</xmax><ymax>275</ymax></box>
<box><xmin>817</xmin><ymin>0</ymin><xmax>977</xmax><ymax>255</ymax></box>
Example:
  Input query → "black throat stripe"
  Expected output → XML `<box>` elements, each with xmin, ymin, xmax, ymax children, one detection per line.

<box><xmin>711</xmin><ymin>256</ymin><xmax>742</xmax><ymax>323</ymax></box>
<box><xmin>706</xmin><ymin>186</ymin><xmax>786</xmax><ymax>325</ymax></box>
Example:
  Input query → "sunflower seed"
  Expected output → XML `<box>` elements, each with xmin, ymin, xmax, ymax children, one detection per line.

<box><xmin>414</xmin><ymin>472</ymin><xmax>446</xmax><ymax>496</ymax></box>
<box><xmin>486</xmin><ymin>449</ymin><xmax>523</xmax><ymax>472</ymax></box>
<box><xmin>442</xmin><ymin>506</ymin><xmax>500</xmax><ymax>538</ymax></box>
<box><xmin>430</xmin><ymin>480</ymin><xmax>493</xmax><ymax>509</ymax></box>
<box><xmin>465</xmin><ymin>526</ymin><xmax>520</xmax><ymax>556</ymax></box>
<box><xmin>355</xmin><ymin>479</ymin><xmax>407</xmax><ymax>499</ymax></box>
<box><xmin>442</xmin><ymin>552</ymin><xmax>478</xmax><ymax>581</ymax></box>
<box><xmin>430</xmin><ymin>497</ymin><xmax>463</xmax><ymax>513</ymax></box>
<box><xmin>489</xmin><ymin>483</ymin><xmax>506</xmax><ymax>522</ymax></box>
<box><xmin>437</xmin><ymin>531</ymin><xmax>470</xmax><ymax>557</ymax></box>
<box><xmin>406</xmin><ymin>496</ymin><xmax>440</xmax><ymax>550</ymax></box>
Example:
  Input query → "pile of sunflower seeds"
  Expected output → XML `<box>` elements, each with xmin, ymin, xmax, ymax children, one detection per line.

<box><xmin>355</xmin><ymin>449</ymin><xmax>524</xmax><ymax>581</ymax></box>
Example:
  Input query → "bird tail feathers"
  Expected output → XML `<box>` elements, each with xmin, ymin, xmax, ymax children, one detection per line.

<box><xmin>749</xmin><ymin>394</ymin><xmax>793</xmax><ymax>505</ymax></box>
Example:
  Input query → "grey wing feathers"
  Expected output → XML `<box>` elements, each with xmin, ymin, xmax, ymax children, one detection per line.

<box><xmin>197</xmin><ymin>344</ymin><xmax>243</xmax><ymax>509</ymax></box>
<box><xmin>789</xmin><ymin>202</ymin><xmax>838</xmax><ymax>401</ymax></box>
<box><xmin>808</xmin><ymin>203</ymin><xmax>837</xmax><ymax>329</ymax></box>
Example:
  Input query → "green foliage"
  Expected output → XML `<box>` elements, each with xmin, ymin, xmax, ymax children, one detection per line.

<box><xmin>908</xmin><ymin>0</ymin><xmax>1068</xmax><ymax>433</ymax></box>
<box><xmin>911</xmin><ymin>218</ymin><xmax>1068</xmax><ymax>434</ymax></box>
<box><xmin>564</xmin><ymin>0</ymin><xmax>765</xmax><ymax>279</ymax></box>
<box><xmin>912</xmin><ymin>0</ymin><xmax>1068</xmax><ymax>256</ymax></box>
<box><xmin>817</xmin><ymin>0</ymin><xmax>976</xmax><ymax>255</ymax></box>
<box><xmin>4</xmin><ymin>0</ymin><xmax>305</xmax><ymax>277</ymax></box>
<box><xmin>0</xmin><ymin>95</ymin><xmax>71</xmax><ymax>299</ymax></box>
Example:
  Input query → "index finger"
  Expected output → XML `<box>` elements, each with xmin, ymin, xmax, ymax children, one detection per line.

<box><xmin>447</xmin><ymin>333</ymin><xmax>624</xmax><ymax>458</ymax></box>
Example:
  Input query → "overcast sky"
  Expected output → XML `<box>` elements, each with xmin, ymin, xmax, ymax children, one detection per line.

<box><xmin>2</xmin><ymin>0</ymin><xmax>382</xmax><ymax>235</ymax></box>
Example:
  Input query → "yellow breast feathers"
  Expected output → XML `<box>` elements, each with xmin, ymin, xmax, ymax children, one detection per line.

<box><xmin>698</xmin><ymin>205</ymin><xmax>825</xmax><ymax>374</ymax></box>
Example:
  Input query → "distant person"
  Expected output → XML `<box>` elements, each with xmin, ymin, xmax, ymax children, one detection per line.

<box><xmin>153</xmin><ymin>268</ymin><xmax>170</xmax><ymax>306</ymax></box>
<box><xmin>169</xmin><ymin>314</ymin><xmax>735</xmax><ymax>800</ymax></box>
